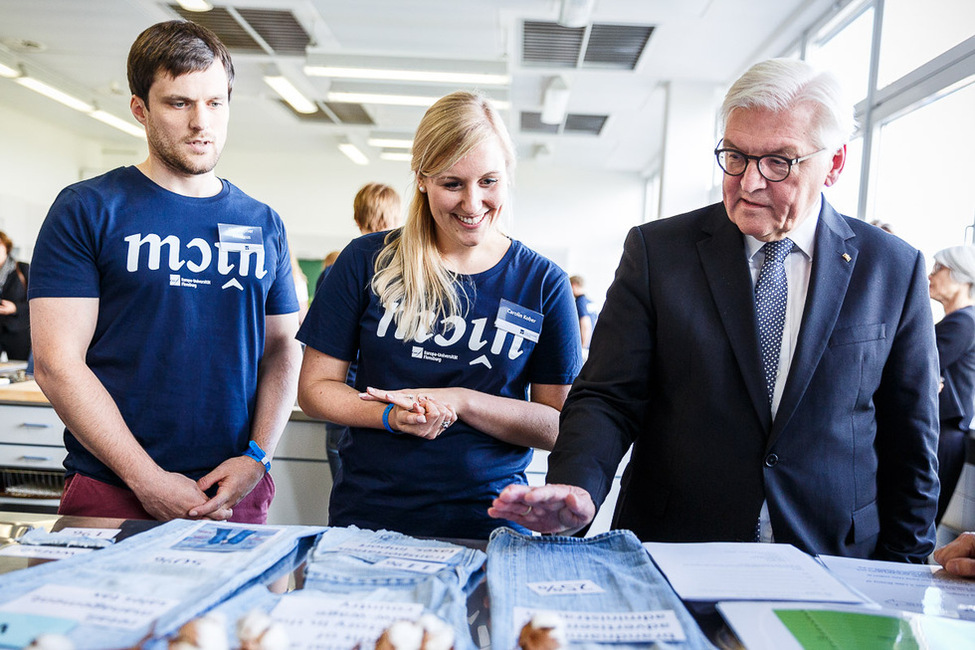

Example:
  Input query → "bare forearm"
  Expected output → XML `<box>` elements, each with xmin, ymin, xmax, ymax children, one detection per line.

<box><xmin>250</xmin><ymin>338</ymin><xmax>302</xmax><ymax>456</ymax></box>
<box><xmin>34</xmin><ymin>360</ymin><xmax>161</xmax><ymax>489</ymax></box>
<box><xmin>455</xmin><ymin>389</ymin><xmax>560</xmax><ymax>449</ymax></box>
<box><xmin>300</xmin><ymin>378</ymin><xmax>398</xmax><ymax>430</ymax></box>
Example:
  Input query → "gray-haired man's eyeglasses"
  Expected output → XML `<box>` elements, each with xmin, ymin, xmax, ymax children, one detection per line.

<box><xmin>714</xmin><ymin>143</ymin><xmax>827</xmax><ymax>182</ymax></box>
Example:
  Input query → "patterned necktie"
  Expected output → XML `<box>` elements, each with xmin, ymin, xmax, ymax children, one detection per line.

<box><xmin>754</xmin><ymin>238</ymin><xmax>794</xmax><ymax>406</ymax></box>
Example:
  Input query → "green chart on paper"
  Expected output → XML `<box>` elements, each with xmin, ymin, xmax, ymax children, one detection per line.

<box><xmin>774</xmin><ymin>610</ymin><xmax>919</xmax><ymax>650</ymax></box>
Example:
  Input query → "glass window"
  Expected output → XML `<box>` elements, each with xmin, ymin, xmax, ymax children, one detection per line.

<box><xmin>878</xmin><ymin>0</ymin><xmax>975</xmax><ymax>88</ymax></box>
<box><xmin>870</xmin><ymin>81</ymin><xmax>975</xmax><ymax>263</ymax></box>
<box><xmin>807</xmin><ymin>6</ymin><xmax>875</xmax><ymax>104</ymax></box>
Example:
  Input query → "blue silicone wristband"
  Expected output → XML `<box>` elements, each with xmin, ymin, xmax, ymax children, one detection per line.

<box><xmin>243</xmin><ymin>440</ymin><xmax>270</xmax><ymax>472</ymax></box>
<box><xmin>382</xmin><ymin>403</ymin><xmax>399</xmax><ymax>434</ymax></box>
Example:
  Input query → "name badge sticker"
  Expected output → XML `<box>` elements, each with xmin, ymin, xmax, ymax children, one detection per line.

<box><xmin>495</xmin><ymin>299</ymin><xmax>543</xmax><ymax>343</ymax></box>
<box><xmin>218</xmin><ymin>223</ymin><xmax>264</xmax><ymax>251</ymax></box>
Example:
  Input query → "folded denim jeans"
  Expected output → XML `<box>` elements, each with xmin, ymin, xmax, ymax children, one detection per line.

<box><xmin>302</xmin><ymin>526</ymin><xmax>487</xmax><ymax>650</ymax></box>
<box><xmin>0</xmin><ymin>518</ymin><xmax>324</xmax><ymax>649</ymax></box>
<box><xmin>487</xmin><ymin>527</ymin><xmax>716</xmax><ymax>650</ymax></box>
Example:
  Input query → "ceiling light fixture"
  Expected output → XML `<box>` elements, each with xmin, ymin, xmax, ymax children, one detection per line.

<box><xmin>304</xmin><ymin>54</ymin><xmax>509</xmax><ymax>86</ymax></box>
<box><xmin>0</xmin><ymin>62</ymin><xmax>19</xmax><ymax>78</ymax></box>
<box><xmin>337</xmin><ymin>138</ymin><xmax>369</xmax><ymax>165</ymax></box>
<box><xmin>327</xmin><ymin>91</ymin><xmax>439</xmax><ymax>108</ymax></box>
<box><xmin>264</xmin><ymin>75</ymin><xmax>318</xmax><ymax>114</ymax></box>
<box><xmin>308</xmin><ymin>66</ymin><xmax>508</xmax><ymax>86</ymax></box>
<box><xmin>175</xmin><ymin>0</ymin><xmax>213</xmax><ymax>12</ymax></box>
<box><xmin>328</xmin><ymin>91</ymin><xmax>510</xmax><ymax>111</ymax></box>
<box><xmin>10</xmin><ymin>65</ymin><xmax>144</xmax><ymax>139</ymax></box>
<box><xmin>15</xmin><ymin>76</ymin><xmax>94</xmax><ymax>113</ymax></box>
<box><xmin>379</xmin><ymin>150</ymin><xmax>412</xmax><ymax>162</ymax></box>
<box><xmin>90</xmin><ymin>110</ymin><xmax>145</xmax><ymax>139</ymax></box>
<box><xmin>558</xmin><ymin>0</ymin><xmax>596</xmax><ymax>28</ymax></box>
<box><xmin>367</xmin><ymin>136</ymin><xmax>414</xmax><ymax>149</ymax></box>
<box><xmin>541</xmin><ymin>76</ymin><xmax>570</xmax><ymax>125</ymax></box>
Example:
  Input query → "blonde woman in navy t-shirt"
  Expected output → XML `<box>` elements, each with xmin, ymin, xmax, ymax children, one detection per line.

<box><xmin>297</xmin><ymin>91</ymin><xmax>583</xmax><ymax>539</ymax></box>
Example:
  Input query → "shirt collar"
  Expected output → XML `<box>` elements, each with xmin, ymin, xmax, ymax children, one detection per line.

<box><xmin>745</xmin><ymin>194</ymin><xmax>821</xmax><ymax>262</ymax></box>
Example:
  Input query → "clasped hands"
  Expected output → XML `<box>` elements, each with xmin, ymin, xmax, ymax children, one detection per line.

<box><xmin>360</xmin><ymin>386</ymin><xmax>457</xmax><ymax>440</ymax></box>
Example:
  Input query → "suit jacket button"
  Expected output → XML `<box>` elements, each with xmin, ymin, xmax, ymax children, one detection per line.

<box><xmin>765</xmin><ymin>453</ymin><xmax>779</xmax><ymax>467</ymax></box>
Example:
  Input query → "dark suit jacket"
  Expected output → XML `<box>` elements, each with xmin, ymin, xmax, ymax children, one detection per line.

<box><xmin>548</xmin><ymin>200</ymin><xmax>940</xmax><ymax>563</ymax></box>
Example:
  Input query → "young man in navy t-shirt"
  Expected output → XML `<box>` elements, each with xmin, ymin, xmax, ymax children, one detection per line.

<box><xmin>28</xmin><ymin>21</ymin><xmax>301</xmax><ymax>524</ymax></box>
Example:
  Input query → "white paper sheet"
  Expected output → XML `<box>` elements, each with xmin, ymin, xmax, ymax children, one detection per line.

<box><xmin>0</xmin><ymin>584</ymin><xmax>178</xmax><ymax>630</ymax></box>
<box><xmin>0</xmin><ymin>544</ymin><xmax>94</xmax><ymax>560</ymax></box>
<box><xmin>57</xmin><ymin>527</ymin><xmax>120</xmax><ymax>539</ymax></box>
<box><xmin>817</xmin><ymin>554</ymin><xmax>975</xmax><ymax>620</ymax></box>
<box><xmin>643</xmin><ymin>542</ymin><xmax>865</xmax><ymax>602</ymax></box>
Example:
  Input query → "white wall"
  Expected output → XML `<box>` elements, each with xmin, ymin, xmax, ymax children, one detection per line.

<box><xmin>0</xmin><ymin>102</ymin><xmax>645</xmax><ymax>307</ymax></box>
<box><xmin>0</xmin><ymin>104</ymin><xmax>144</xmax><ymax>260</ymax></box>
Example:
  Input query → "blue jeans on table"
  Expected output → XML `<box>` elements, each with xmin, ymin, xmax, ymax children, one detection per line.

<box><xmin>487</xmin><ymin>527</ymin><xmax>716</xmax><ymax>650</ymax></box>
<box><xmin>0</xmin><ymin>519</ymin><xmax>324</xmax><ymax>649</ymax></box>
<box><xmin>302</xmin><ymin>526</ymin><xmax>486</xmax><ymax>650</ymax></box>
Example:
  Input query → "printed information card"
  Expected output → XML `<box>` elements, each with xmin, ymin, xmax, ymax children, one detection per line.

<box><xmin>270</xmin><ymin>593</ymin><xmax>424</xmax><ymax>650</ymax></box>
<box><xmin>512</xmin><ymin>607</ymin><xmax>686</xmax><ymax>644</ymax></box>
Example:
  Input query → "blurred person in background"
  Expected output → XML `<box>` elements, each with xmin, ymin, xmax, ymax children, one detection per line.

<box><xmin>319</xmin><ymin>183</ymin><xmax>402</xmax><ymax>482</ymax></box>
<box><xmin>0</xmin><ymin>230</ymin><xmax>31</xmax><ymax>361</ymax></box>
<box><xmin>314</xmin><ymin>250</ymin><xmax>341</xmax><ymax>295</ymax></box>
<box><xmin>290</xmin><ymin>248</ymin><xmax>309</xmax><ymax>324</ymax></box>
<box><xmin>569</xmin><ymin>275</ymin><xmax>597</xmax><ymax>350</ymax></box>
<box><xmin>928</xmin><ymin>245</ymin><xmax>975</xmax><ymax>524</ymax></box>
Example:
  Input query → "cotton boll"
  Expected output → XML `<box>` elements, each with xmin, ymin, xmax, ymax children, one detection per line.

<box><xmin>237</xmin><ymin>610</ymin><xmax>273</xmax><ymax>643</ymax></box>
<box><xmin>26</xmin><ymin>635</ymin><xmax>74</xmax><ymax>650</ymax></box>
<box><xmin>237</xmin><ymin>609</ymin><xmax>289</xmax><ymax>650</ymax></box>
<box><xmin>171</xmin><ymin>613</ymin><xmax>230</xmax><ymax>650</ymax></box>
<box><xmin>375</xmin><ymin>620</ymin><xmax>424</xmax><ymax>650</ymax></box>
<box><xmin>517</xmin><ymin>612</ymin><xmax>567</xmax><ymax>650</ymax></box>
<box><xmin>254</xmin><ymin>622</ymin><xmax>289</xmax><ymax>650</ymax></box>
<box><xmin>418</xmin><ymin>614</ymin><xmax>454</xmax><ymax>650</ymax></box>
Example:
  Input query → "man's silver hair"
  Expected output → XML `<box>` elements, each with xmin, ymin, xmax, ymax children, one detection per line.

<box><xmin>720</xmin><ymin>58</ymin><xmax>857</xmax><ymax>152</ymax></box>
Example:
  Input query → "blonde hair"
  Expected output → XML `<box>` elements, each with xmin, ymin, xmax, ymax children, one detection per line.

<box><xmin>370</xmin><ymin>91</ymin><xmax>515</xmax><ymax>341</ymax></box>
<box><xmin>354</xmin><ymin>183</ymin><xmax>402</xmax><ymax>234</ymax></box>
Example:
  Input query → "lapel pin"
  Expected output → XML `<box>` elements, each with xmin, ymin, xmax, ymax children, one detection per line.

<box><xmin>841</xmin><ymin>253</ymin><xmax>852</xmax><ymax>262</ymax></box>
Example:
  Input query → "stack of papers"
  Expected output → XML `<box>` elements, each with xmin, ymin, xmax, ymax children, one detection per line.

<box><xmin>644</xmin><ymin>542</ymin><xmax>975</xmax><ymax>650</ymax></box>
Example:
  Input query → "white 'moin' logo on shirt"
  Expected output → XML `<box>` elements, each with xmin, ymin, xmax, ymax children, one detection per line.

<box><xmin>123</xmin><ymin>233</ymin><xmax>268</xmax><ymax>279</ymax></box>
<box><xmin>377</xmin><ymin>303</ymin><xmax>524</xmax><ymax>361</ymax></box>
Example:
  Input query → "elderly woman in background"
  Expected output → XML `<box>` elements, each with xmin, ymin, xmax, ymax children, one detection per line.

<box><xmin>0</xmin><ymin>230</ymin><xmax>30</xmax><ymax>361</ymax></box>
<box><xmin>296</xmin><ymin>91</ymin><xmax>582</xmax><ymax>539</ymax></box>
<box><xmin>928</xmin><ymin>245</ymin><xmax>975</xmax><ymax>524</ymax></box>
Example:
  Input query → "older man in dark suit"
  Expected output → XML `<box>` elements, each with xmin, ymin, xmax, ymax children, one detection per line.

<box><xmin>491</xmin><ymin>58</ymin><xmax>939</xmax><ymax>563</ymax></box>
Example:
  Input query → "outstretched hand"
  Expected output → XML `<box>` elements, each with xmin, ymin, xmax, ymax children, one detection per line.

<box><xmin>488</xmin><ymin>483</ymin><xmax>596</xmax><ymax>535</ymax></box>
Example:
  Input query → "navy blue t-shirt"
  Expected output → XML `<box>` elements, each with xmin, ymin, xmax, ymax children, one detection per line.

<box><xmin>297</xmin><ymin>231</ymin><xmax>582</xmax><ymax>538</ymax></box>
<box><xmin>29</xmin><ymin>166</ymin><xmax>298</xmax><ymax>485</ymax></box>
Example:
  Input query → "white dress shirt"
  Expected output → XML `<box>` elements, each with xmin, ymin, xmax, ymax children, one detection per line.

<box><xmin>744</xmin><ymin>195</ymin><xmax>822</xmax><ymax>542</ymax></box>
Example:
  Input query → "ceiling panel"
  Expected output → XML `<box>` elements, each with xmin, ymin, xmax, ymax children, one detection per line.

<box><xmin>0</xmin><ymin>0</ymin><xmax>832</xmax><ymax>172</ymax></box>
